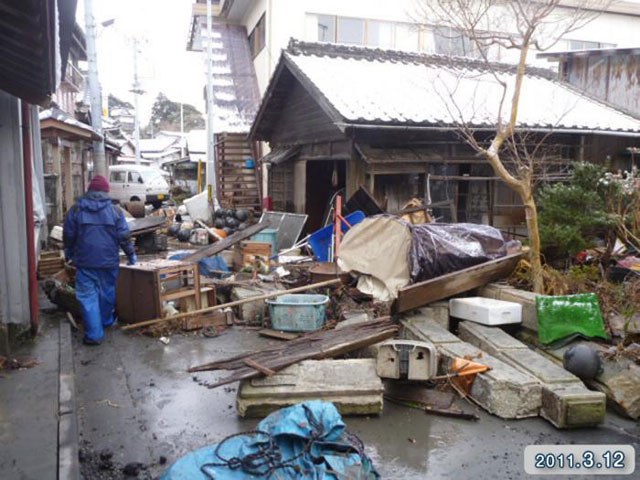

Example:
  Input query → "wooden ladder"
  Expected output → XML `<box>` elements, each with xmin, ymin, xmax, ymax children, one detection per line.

<box><xmin>215</xmin><ymin>132</ymin><xmax>262</xmax><ymax>213</ymax></box>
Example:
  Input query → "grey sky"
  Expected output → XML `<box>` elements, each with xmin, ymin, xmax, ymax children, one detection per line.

<box><xmin>77</xmin><ymin>0</ymin><xmax>205</xmax><ymax>125</ymax></box>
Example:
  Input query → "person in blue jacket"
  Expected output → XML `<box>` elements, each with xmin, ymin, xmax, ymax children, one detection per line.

<box><xmin>63</xmin><ymin>175</ymin><xmax>137</xmax><ymax>345</ymax></box>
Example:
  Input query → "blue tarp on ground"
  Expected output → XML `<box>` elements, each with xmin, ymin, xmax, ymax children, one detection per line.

<box><xmin>160</xmin><ymin>401</ymin><xmax>380</xmax><ymax>479</ymax></box>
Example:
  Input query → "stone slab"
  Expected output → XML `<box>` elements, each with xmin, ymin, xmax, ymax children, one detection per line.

<box><xmin>402</xmin><ymin>313</ymin><xmax>460</xmax><ymax>345</ymax></box>
<box><xmin>401</xmin><ymin>318</ymin><xmax>541</xmax><ymax>419</ymax></box>
<box><xmin>236</xmin><ymin>359</ymin><xmax>383</xmax><ymax>418</ymax></box>
<box><xmin>414</xmin><ymin>301</ymin><xmax>450</xmax><ymax>329</ymax></box>
<box><xmin>459</xmin><ymin>321</ymin><xmax>606</xmax><ymax>428</ymax></box>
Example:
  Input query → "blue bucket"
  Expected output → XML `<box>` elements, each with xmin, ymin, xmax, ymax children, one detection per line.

<box><xmin>267</xmin><ymin>294</ymin><xmax>329</xmax><ymax>332</ymax></box>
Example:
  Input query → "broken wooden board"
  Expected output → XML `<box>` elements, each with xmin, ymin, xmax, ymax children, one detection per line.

<box><xmin>182</xmin><ymin>311</ymin><xmax>226</xmax><ymax>331</ymax></box>
<box><xmin>181</xmin><ymin>221</ymin><xmax>271</xmax><ymax>263</ymax></box>
<box><xmin>393</xmin><ymin>252</ymin><xmax>523</xmax><ymax>314</ymax></box>
<box><xmin>127</xmin><ymin>216</ymin><xmax>167</xmax><ymax>237</ymax></box>
<box><xmin>258</xmin><ymin>329</ymin><xmax>300</xmax><ymax>341</ymax></box>
<box><xmin>190</xmin><ymin>318</ymin><xmax>398</xmax><ymax>389</ymax></box>
<box><xmin>237</xmin><ymin>359</ymin><xmax>383</xmax><ymax>417</ymax></box>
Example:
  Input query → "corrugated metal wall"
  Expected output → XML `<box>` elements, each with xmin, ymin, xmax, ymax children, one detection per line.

<box><xmin>0</xmin><ymin>90</ymin><xmax>31</xmax><ymax>325</ymax></box>
<box><xmin>564</xmin><ymin>53</ymin><xmax>640</xmax><ymax>118</ymax></box>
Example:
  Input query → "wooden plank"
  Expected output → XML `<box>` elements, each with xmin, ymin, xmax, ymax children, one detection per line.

<box><xmin>182</xmin><ymin>311</ymin><xmax>226</xmax><ymax>331</ymax></box>
<box><xmin>393</xmin><ymin>252</ymin><xmax>523</xmax><ymax>314</ymax></box>
<box><xmin>180</xmin><ymin>221</ymin><xmax>270</xmax><ymax>263</ymax></box>
<box><xmin>258</xmin><ymin>329</ymin><xmax>300</xmax><ymax>341</ymax></box>
<box><xmin>244</xmin><ymin>358</ymin><xmax>277</xmax><ymax>376</ymax></box>
<box><xmin>189</xmin><ymin>318</ymin><xmax>399</xmax><ymax>389</ymax></box>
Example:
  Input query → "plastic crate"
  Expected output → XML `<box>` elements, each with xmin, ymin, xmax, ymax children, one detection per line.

<box><xmin>250</xmin><ymin>228</ymin><xmax>278</xmax><ymax>257</ymax></box>
<box><xmin>267</xmin><ymin>294</ymin><xmax>329</xmax><ymax>332</ymax></box>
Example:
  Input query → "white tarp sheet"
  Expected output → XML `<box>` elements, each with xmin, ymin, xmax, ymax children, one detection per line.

<box><xmin>338</xmin><ymin>216</ymin><xmax>412</xmax><ymax>301</ymax></box>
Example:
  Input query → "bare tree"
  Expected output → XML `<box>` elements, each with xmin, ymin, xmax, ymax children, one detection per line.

<box><xmin>415</xmin><ymin>0</ymin><xmax>609</xmax><ymax>293</ymax></box>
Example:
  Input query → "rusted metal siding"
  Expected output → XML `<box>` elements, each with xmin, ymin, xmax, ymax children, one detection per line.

<box><xmin>563</xmin><ymin>53</ymin><xmax>640</xmax><ymax>118</ymax></box>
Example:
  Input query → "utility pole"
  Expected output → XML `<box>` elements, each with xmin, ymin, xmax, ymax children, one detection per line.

<box><xmin>131</xmin><ymin>38</ymin><xmax>144</xmax><ymax>165</ymax></box>
<box><xmin>180</xmin><ymin>102</ymin><xmax>185</xmax><ymax>158</ymax></box>
<box><xmin>84</xmin><ymin>0</ymin><xmax>106</xmax><ymax>176</ymax></box>
<box><xmin>206</xmin><ymin>0</ymin><xmax>218</xmax><ymax>204</ymax></box>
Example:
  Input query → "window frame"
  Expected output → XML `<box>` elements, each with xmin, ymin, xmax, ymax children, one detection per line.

<box><xmin>336</xmin><ymin>16</ymin><xmax>366</xmax><ymax>46</ymax></box>
<box><xmin>248</xmin><ymin>13</ymin><xmax>266</xmax><ymax>59</ymax></box>
<box><xmin>316</xmin><ymin>14</ymin><xmax>337</xmax><ymax>42</ymax></box>
<box><xmin>110</xmin><ymin>171</ymin><xmax>127</xmax><ymax>184</ymax></box>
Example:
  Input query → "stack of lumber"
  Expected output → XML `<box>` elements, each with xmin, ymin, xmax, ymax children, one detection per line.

<box><xmin>189</xmin><ymin>317</ymin><xmax>399</xmax><ymax>388</ymax></box>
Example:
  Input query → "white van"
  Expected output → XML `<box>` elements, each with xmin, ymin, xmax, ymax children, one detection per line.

<box><xmin>108</xmin><ymin>165</ymin><xmax>170</xmax><ymax>207</ymax></box>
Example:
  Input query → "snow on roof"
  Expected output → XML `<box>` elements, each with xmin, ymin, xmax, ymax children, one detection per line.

<box><xmin>39</xmin><ymin>107</ymin><xmax>102</xmax><ymax>138</ymax></box>
<box><xmin>138</xmin><ymin>136</ymin><xmax>181</xmax><ymax>153</ymax></box>
<box><xmin>280</xmin><ymin>41</ymin><xmax>640</xmax><ymax>135</ymax></box>
<box><xmin>186</xmin><ymin>129</ymin><xmax>207</xmax><ymax>154</ymax></box>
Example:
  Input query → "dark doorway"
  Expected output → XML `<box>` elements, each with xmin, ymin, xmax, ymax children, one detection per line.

<box><xmin>305</xmin><ymin>160</ymin><xmax>346</xmax><ymax>233</ymax></box>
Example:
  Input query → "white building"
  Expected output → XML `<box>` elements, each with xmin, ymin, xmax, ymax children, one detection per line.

<box><xmin>189</xmin><ymin>0</ymin><xmax>640</xmax><ymax>97</ymax></box>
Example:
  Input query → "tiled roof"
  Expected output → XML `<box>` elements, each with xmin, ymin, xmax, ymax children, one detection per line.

<box><xmin>282</xmin><ymin>41</ymin><xmax>640</xmax><ymax>134</ymax></box>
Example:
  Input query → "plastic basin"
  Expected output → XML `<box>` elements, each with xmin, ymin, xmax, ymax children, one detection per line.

<box><xmin>266</xmin><ymin>294</ymin><xmax>329</xmax><ymax>332</ymax></box>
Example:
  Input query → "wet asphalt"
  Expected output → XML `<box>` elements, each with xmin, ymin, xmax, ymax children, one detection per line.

<box><xmin>70</xmin><ymin>324</ymin><xmax>640</xmax><ymax>479</ymax></box>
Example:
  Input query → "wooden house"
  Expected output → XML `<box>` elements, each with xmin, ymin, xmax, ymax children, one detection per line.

<box><xmin>250</xmin><ymin>40</ymin><xmax>640</xmax><ymax>233</ymax></box>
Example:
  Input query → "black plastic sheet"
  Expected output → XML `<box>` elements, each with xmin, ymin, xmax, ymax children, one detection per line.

<box><xmin>408</xmin><ymin>222</ymin><xmax>508</xmax><ymax>283</ymax></box>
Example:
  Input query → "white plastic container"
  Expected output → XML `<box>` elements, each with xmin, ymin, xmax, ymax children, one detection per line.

<box><xmin>449</xmin><ymin>297</ymin><xmax>522</xmax><ymax>326</ymax></box>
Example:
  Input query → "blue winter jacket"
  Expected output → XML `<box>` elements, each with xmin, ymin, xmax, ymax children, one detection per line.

<box><xmin>63</xmin><ymin>191</ymin><xmax>135</xmax><ymax>268</ymax></box>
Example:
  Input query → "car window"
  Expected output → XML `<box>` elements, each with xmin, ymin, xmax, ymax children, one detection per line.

<box><xmin>110</xmin><ymin>171</ymin><xmax>126</xmax><ymax>183</ymax></box>
<box><xmin>129</xmin><ymin>171</ymin><xmax>143</xmax><ymax>183</ymax></box>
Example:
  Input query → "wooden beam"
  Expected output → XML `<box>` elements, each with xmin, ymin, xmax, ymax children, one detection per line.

<box><xmin>393</xmin><ymin>252</ymin><xmax>524</xmax><ymax>314</ymax></box>
<box><xmin>180</xmin><ymin>221</ymin><xmax>270</xmax><ymax>263</ymax></box>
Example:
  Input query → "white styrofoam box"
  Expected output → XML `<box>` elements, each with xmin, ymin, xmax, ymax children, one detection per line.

<box><xmin>449</xmin><ymin>297</ymin><xmax>522</xmax><ymax>326</ymax></box>
<box><xmin>376</xmin><ymin>340</ymin><xmax>438</xmax><ymax>380</ymax></box>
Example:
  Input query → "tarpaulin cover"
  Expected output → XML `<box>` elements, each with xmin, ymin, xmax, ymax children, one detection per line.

<box><xmin>160</xmin><ymin>401</ymin><xmax>380</xmax><ymax>480</ymax></box>
<box><xmin>169</xmin><ymin>252</ymin><xmax>229</xmax><ymax>277</ymax></box>
<box><xmin>409</xmin><ymin>222</ymin><xmax>507</xmax><ymax>283</ymax></box>
<box><xmin>338</xmin><ymin>216</ymin><xmax>508</xmax><ymax>300</ymax></box>
<box><xmin>536</xmin><ymin>293</ymin><xmax>609</xmax><ymax>345</ymax></box>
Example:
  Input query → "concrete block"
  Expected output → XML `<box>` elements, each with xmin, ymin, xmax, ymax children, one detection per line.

<box><xmin>458</xmin><ymin>321</ymin><xmax>606</xmax><ymax>428</ymax></box>
<box><xmin>231</xmin><ymin>285</ymin><xmax>283</xmax><ymax>325</ymax></box>
<box><xmin>478</xmin><ymin>284</ymin><xmax>540</xmax><ymax>331</ymax></box>
<box><xmin>402</xmin><ymin>313</ymin><xmax>459</xmax><ymax>345</ymax></box>
<box><xmin>415</xmin><ymin>301</ymin><xmax>450</xmax><ymax>329</ymax></box>
<box><xmin>401</xmin><ymin>317</ymin><xmax>541</xmax><ymax>419</ymax></box>
<box><xmin>542</xmin><ymin>341</ymin><xmax>640</xmax><ymax>420</ymax></box>
<box><xmin>236</xmin><ymin>359</ymin><xmax>383</xmax><ymax>418</ymax></box>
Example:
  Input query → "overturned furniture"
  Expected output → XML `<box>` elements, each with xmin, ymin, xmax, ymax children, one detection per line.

<box><xmin>116</xmin><ymin>259</ymin><xmax>216</xmax><ymax>325</ymax></box>
<box><xmin>236</xmin><ymin>359</ymin><xmax>383</xmax><ymax>417</ymax></box>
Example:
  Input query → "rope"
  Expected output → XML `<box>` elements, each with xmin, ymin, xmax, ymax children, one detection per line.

<box><xmin>200</xmin><ymin>405</ymin><xmax>367</xmax><ymax>479</ymax></box>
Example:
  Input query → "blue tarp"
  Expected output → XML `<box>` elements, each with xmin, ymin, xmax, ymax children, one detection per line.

<box><xmin>309</xmin><ymin>211</ymin><xmax>366</xmax><ymax>262</ymax></box>
<box><xmin>160</xmin><ymin>401</ymin><xmax>380</xmax><ymax>479</ymax></box>
<box><xmin>169</xmin><ymin>252</ymin><xmax>229</xmax><ymax>277</ymax></box>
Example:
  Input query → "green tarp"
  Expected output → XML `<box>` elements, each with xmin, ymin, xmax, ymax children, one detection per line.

<box><xmin>536</xmin><ymin>293</ymin><xmax>609</xmax><ymax>345</ymax></box>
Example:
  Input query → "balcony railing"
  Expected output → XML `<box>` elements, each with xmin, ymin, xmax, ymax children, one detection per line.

<box><xmin>64</xmin><ymin>63</ymin><xmax>85</xmax><ymax>92</ymax></box>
